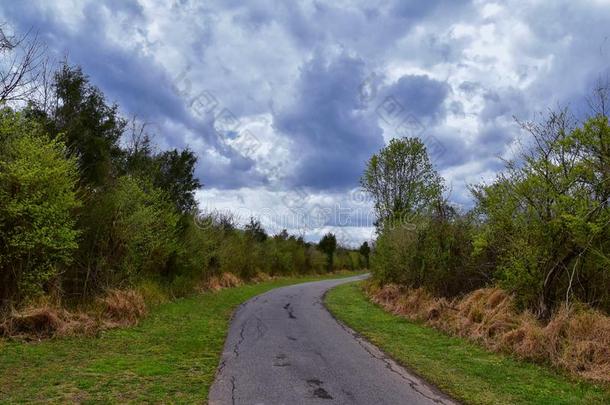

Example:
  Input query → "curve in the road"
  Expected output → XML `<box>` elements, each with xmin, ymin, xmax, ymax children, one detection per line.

<box><xmin>208</xmin><ymin>275</ymin><xmax>457</xmax><ymax>405</ymax></box>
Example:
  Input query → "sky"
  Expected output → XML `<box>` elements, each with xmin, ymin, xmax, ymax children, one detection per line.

<box><xmin>2</xmin><ymin>0</ymin><xmax>610</xmax><ymax>246</ymax></box>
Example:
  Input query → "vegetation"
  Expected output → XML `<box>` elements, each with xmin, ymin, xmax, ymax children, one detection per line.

<box><xmin>0</xmin><ymin>110</ymin><xmax>80</xmax><ymax>303</ymax></box>
<box><xmin>360</xmin><ymin>137</ymin><xmax>444</xmax><ymax>228</ymax></box>
<box><xmin>358</xmin><ymin>241</ymin><xmax>370</xmax><ymax>268</ymax></box>
<box><xmin>359</xmin><ymin>88</ymin><xmax>610</xmax><ymax>384</ymax></box>
<box><xmin>364</xmin><ymin>91</ymin><xmax>610</xmax><ymax>318</ymax></box>
<box><xmin>326</xmin><ymin>282</ymin><xmax>610</xmax><ymax>405</ymax></box>
<box><xmin>318</xmin><ymin>232</ymin><xmax>337</xmax><ymax>272</ymax></box>
<box><xmin>0</xmin><ymin>273</ymin><xmax>362</xmax><ymax>403</ymax></box>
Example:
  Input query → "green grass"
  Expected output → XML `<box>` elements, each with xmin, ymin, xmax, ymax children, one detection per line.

<box><xmin>325</xmin><ymin>282</ymin><xmax>610</xmax><ymax>405</ymax></box>
<box><xmin>0</xmin><ymin>272</ymin><xmax>361</xmax><ymax>404</ymax></box>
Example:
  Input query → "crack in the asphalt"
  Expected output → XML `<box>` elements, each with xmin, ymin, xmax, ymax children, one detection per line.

<box><xmin>217</xmin><ymin>358</ymin><xmax>227</xmax><ymax>376</ymax></box>
<box><xmin>283</xmin><ymin>303</ymin><xmax>297</xmax><ymax>319</ymax></box>
<box><xmin>230</xmin><ymin>375</ymin><xmax>237</xmax><ymax>405</ymax></box>
<box><xmin>306</xmin><ymin>378</ymin><xmax>323</xmax><ymax>386</ymax></box>
<box><xmin>233</xmin><ymin>323</ymin><xmax>246</xmax><ymax>358</ymax></box>
<box><xmin>232</xmin><ymin>315</ymin><xmax>268</xmax><ymax>362</ymax></box>
<box><xmin>273</xmin><ymin>353</ymin><xmax>291</xmax><ymax>367</ymax></box>
<box><xmin>254</xmin><ymin>315</ymin><xmax>267</xmax><ymax>337</ymax></box>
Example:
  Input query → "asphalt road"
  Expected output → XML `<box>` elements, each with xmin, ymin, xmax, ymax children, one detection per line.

<box><xmin>208</xmin><ymin>274</ymin><xmax>457</xmax><ymax>405</ymax></box>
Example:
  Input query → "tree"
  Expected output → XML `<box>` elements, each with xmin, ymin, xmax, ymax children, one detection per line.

<box><xmin>153</xmin><ymin>149</ymin><xmax>201</xmax><ymax>214</ymax></box>
<box><xmin>360</xmin><ymin>137</ymin><xmax>443</xmax><ymax>229</ymax></box>
<box><xmin>473</xmin><ymin>104</ymin><xmax>610</xmax><ymax>318</ymax></box>
<box><xmin>318</xmin><ymin>233</ymin><xmax>337</xmax><ymax>272</ymax></box>
<box><xmin>50</xmin><ymin>63</ymin><xmax>126</xmax><ymax>187</ymax></box>
<box><xmin>0</xmin><ymin>109</ymin><xmax>81</xmax><ymax>304</ymax></box>
<box><xmin>275</xmin><ymin>229</ymin><xmax>289</xmax><ymax>240</ymax></box>
<box><xmin>74</xmin><ymin>176</ymin><xmax>180</xmax><ymax>296</ymax></box>
<box><xmin>358</xmin><ymin>241</ymin><xmax>370</xmax><ymax>268</ymax></box>
<box><xmin>245</xmin><ymin>217</ymin><xmax>268</xmax><ymax>242</ymax></box>
<box><xmin>121</xmin><ymin>119</ymin><xmax>201</xmax><ymax>214</ymax></box>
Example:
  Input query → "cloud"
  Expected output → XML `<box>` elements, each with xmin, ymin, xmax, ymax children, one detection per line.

<box><xmin>2</xmin><ymin>0</ymin><xmax>610</xmax><ymax>243</ymax></box>
<box><xmin>274</xmin><ymin>51</ymin><xmax>384</xmax><ymax>190</ymax></box>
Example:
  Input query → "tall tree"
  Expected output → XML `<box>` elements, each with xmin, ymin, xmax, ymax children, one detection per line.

<box><xmin>318</xmin><ymin>233</ymin><xmax>337</xmax><ymax>272</ymax></box>
<box><xmin>153</xmin><ymin>148</ymin><xmax>201</xmax><ymax>214</ymax></box>
<box><xmin>358</xmin><ymin>241</ymin><xmax>370</xmax><ymax>268</ymax></box>
<box><xmin>0</xmin><ymin>109</ymin><xmax>81</xmax><ymax>304</ymax></box>
<box><xmin>245</xmin><ymin>217</ymin><xmax>268</xmax><ymax>243</ymax></box>
<box><xmin>51</xmin><ymin>64</ymin><xmax>126</xmax><ymax>187</ymax></box>
<box><xmin>360</xmin><ymin>137</ymin><xmax>443</xmax><ymax>229</ymax></box>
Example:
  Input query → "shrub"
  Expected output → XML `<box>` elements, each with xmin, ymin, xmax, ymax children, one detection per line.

<box><xmin>0</xmin><ymin>109</ymin><xmax>80</xmax><ymax>306</ymax></box>
<box><xmin>372</xmin><ymin>208</ymin><xmax>482</xmax><ymax>297</ymax></box>
<box><xmin>71</xmin><ymin>176</ymin><xmax>179</xmax><ymax>296</ymax></box>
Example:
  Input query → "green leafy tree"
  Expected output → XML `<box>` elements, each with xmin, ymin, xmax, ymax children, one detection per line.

<box><xmin>318</xmin><ymin>233</ymin><xmax>337</xmax><ymax>272</ymax></box>
<box><xmin>0</xmin><ymin>109</ymin><xmax>80</xmax><ymax>304</ymax></box>
<box><xmin>245</xmin><ymin>217</ymin><xmax>268</xmax><ymax>243</ymax></box>
<box><xmin>473</xmin><ymin>107</ymin><xmax>610</xmax><ymax>317</ymax></box>
<box><xmin>361</xmin><ymin>137</ymin><xmax>443</xmax><ymax>229</ymax></box>
<box><xmin>154</xmin><ymin>149</ymin><xmax>201</xmax><ymax>213</ymax></box>
<box><xmin>51</xmin><ymin>64</ymin><xmax>126</xmax><ymax>187</ymax></box>
<box><xmin>358</xmin><ymin>241</ymin><xmax>370</xmax><ymax>268</ymax></box>
<box><xmin>73</xmin><ymin>176</ymin><xmax>179</xmax><ymax>296</ymax></box>
<box><xmin>121</xmin><ymin>121</ymin><xmax>201</xmax><ymax>214</ymax></box>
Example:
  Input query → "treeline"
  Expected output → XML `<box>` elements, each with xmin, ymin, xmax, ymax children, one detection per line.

<box><xmin>0</xmin><ymin>35</ymin><xmax>363</xmax><ymax>311</ymax></box>
<box><xmin>363</xmin><ymin>89</ymin><xmax>610</xmax><ymax>318</ymax></box>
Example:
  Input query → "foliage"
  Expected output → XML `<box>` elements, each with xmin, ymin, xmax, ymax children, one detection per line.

<box><xmin>367</xmin><ymin>97</ymin><xmax>610</xmax><ymax>316</ymax></box>
<box><xmin>318</xmin><ymin>232</ymin><xmax>337</xmax><ymax>272</ymax></box>
<box><xmin>361</xmin><ymin>137</ymin><xmax>444</xmax><ymax>229</ymax></box>
<box><xmin>473</xmin><ymin>109</ymin><xmax>610</xmax><ymax>316</ymax></box>
<box><xmin>71</xmin><ymin>176</ymin><xmax>180</xmax><ymax>296</ymax></box>
<box><xmin>0</xmin><ymin>109</ymin><xmax>80</xmax><ymax>304</ymax></box>
<box><xmin>244</xmin><ymin>217</ymin><xmax>268</xmax><ymax>243</ymax></box>
<box><xmin>151</xmin><ymin>149</ymin><xmax>201</xmax><ymax>214</ymax></box>
<box><xmin>358</xmin><ymin>241</ymin><xmax>370</xmax><ymax>268</ymax></box>
<box><xmin>49</xmin><ymin>64</ymin><xmax>126</xmax><ymax>187</ymax></box>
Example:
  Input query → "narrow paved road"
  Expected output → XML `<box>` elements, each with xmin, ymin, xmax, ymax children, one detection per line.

<box><xmin>209</xmin><ymin>275</ymin><xmax>457</xmax><ymax>405</ymax></box>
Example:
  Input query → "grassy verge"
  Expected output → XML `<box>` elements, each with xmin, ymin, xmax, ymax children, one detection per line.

<box><xmin>0</xmin><ymin>272</ymin><xmax>361</xmax><ymax>404</ymax></box>
<box><xmin>325</xmin><ymin>282</ymin><xmax>610</xmax><ymax>405</ymax></box>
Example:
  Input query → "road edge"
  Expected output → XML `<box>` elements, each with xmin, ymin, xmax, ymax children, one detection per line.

<box><xmin>322</xmin><ymin>280</ymin><xmax>460</xmax><ymax>405</ymax></box>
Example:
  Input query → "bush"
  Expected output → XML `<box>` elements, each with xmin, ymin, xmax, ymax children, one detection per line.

<box><xmin>0</xmin><ymin>109</ymin><xmax>80</xmax><ymax>305</ymax></box>
<box><xmin>71</xmin><ymin>176</ymin><xmax>179</xmax><ymax>296</ymax></box>
<box><xmin>472</xmin><ymin>111</ymin><xmax>610</xmax><ymax>316</ymax></box>
<box><xmin>372</xmin><ymin>208</ymin><xmax>483</xmax><ymax>297</ymax></box>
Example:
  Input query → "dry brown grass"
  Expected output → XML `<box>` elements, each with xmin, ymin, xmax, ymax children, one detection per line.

<box><xmin>200</xmin><ymin>272</ymin><xmax>243</xmax><ymax>292</ymax></box>
<box><xmin>0</xmin><ymin>289</ymin><xmax>148</xmax><ymax>340</ymax></box>
<box><xmin>368</xmin><ymin>283</ymin><xmax>610</xmax><ymax>383</ymax></box>
<box><xmin>97</xmin><ymin>289</ymin><xmax>147</xmax><ymax>326</ymax></box>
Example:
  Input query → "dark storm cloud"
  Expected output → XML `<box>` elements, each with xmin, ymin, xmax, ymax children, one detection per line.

<box><xmin>2</xmin><ymin>0</ymin><xmax>610</xmax><ymax>211</ymax></box>
<box><xmin>1</xmin><ymin>0</ymin><xmax>258</xmax><ymax>189</ymax></box>
<box><xmin>382</xmin><ymin>74</ymin><xmax>450</xmax><ymax>122</ymax></box>
<box><xmin>1</xmin><ymin>2</ymin><xmax>196</xmax><ymax>142</ymax></box>
<box><xmin>274</xmin><ymin>52</ymin><xmax>384</xmax><ymax>190</ymax></box>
